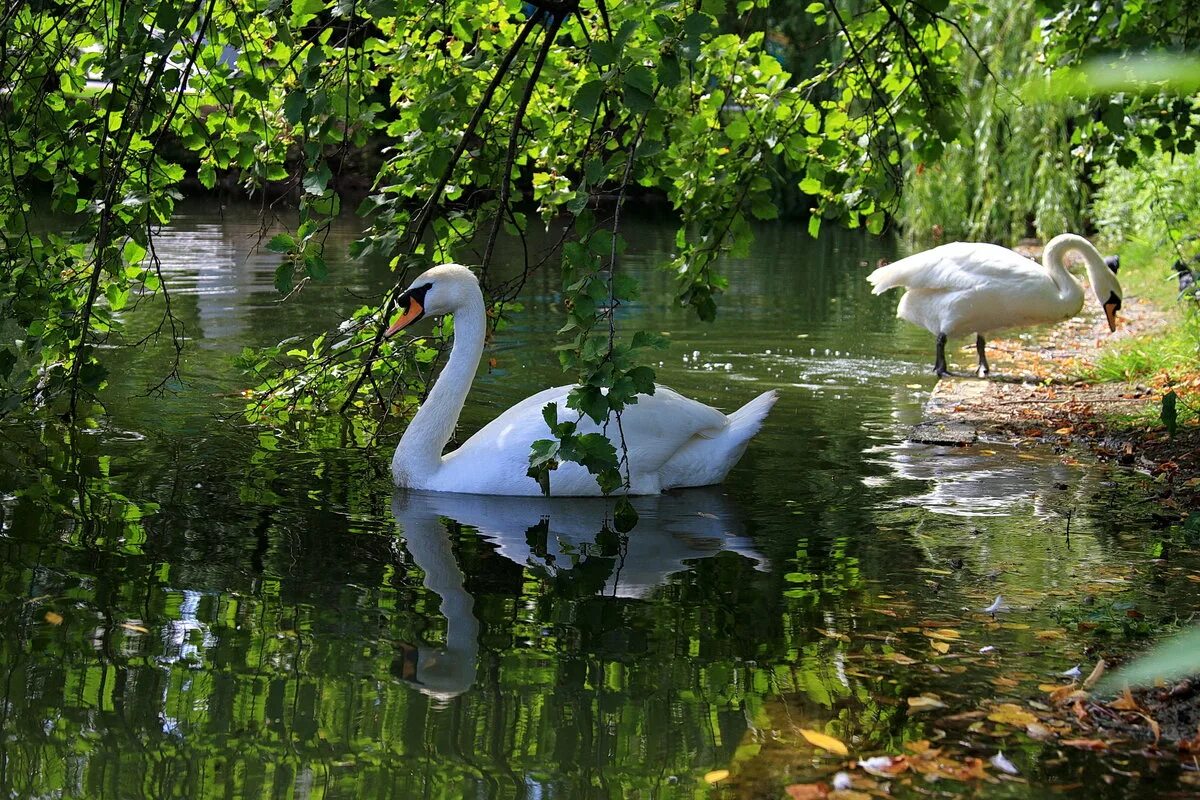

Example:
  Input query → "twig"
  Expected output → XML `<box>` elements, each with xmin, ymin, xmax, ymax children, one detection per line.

<box><xmin>339</xmin><ymin>10</ymin><xmax>545</xmax><ymax>413</ymax></box>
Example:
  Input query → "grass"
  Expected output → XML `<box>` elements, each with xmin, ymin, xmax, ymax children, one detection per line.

<box><xmin>1083</xmin><ymin>243</ymin><xmax>1200</xmax><ymax>430</ymax></box>
<box><xmin>1090</xmin><ymin>313</ymin><xmax>1200</xmax><ymax>384</ymax></box>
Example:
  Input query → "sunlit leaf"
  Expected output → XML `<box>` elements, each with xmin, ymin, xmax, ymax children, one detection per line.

<box><xmin>799</xmin><ymin>729</ymin><xmax>848</xmax><ymax>756</ymax></box>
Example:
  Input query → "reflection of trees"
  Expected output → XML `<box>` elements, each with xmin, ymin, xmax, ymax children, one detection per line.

<box><xmin>0</xmin><ymin>425</ymin><xmax>879</xmax><ymax>799</ymax></box>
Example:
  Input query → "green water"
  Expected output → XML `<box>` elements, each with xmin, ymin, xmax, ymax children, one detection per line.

<box><xmin>2</xmin><ymin>203</ymin><xmax>1197</xmax><ymax>799</ymax></box>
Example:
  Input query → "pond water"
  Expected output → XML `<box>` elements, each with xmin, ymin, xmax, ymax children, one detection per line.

<box><xmin>2</xmin><ymin>202</ymin><xmax>1198</xmax><ymax>799</ymax></box>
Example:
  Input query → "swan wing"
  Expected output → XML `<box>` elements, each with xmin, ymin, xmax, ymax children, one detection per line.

<box><xmin>434</xmin><ymin>384</ymin><xmax>730</xmax><ymax>494</ymax></box>
<box><xmin>868</xmin><ymin>242</ymin><xmax>1048</xmax><ymax>294</ymax></box>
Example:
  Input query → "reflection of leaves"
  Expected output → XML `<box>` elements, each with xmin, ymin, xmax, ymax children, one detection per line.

<box><xmin>799</xmin><ymin>728</ymin><xmax>848</xmax><ymax>755</ymax></box>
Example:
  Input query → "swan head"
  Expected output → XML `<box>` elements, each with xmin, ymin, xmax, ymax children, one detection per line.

<box><xmin>1095</xmin><ymin>265</ymin><xmax>1123</xmax><ymax>333</ymax></box>
<box><xmin>385</xmin><ymin>263</ymin><xmax>479</xmax><ymax>336</ymax></box>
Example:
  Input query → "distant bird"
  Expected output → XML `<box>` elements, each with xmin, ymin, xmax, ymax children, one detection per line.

<box><xmin>1173</xmin><ymin>258</ymin><xmax>1196</xmax><ymax>296</ymax></box>
<box><xmin>867</xmin><ymin>234</ymin><xmax>1124</xmax><ymax>378</ymax></box>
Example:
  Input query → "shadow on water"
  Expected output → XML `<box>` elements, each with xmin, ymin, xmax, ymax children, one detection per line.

<box><xmin>1</xmin><ymin>202</ymin><xmax>1198</xmax><ymax>798</ymax></box>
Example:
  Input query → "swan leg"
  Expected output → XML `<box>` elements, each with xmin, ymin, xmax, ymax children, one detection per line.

<box><xmin>975</xmin><ymin>334</ymin><xmax>990</xmax><ymax>378</ymax></box>
<box><xmin>933</xmin><ymin>333</ymin><xmax>952</xmax><ymax>378</ymax></box>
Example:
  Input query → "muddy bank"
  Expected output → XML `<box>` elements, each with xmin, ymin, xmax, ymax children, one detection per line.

<box><xmin>911</xmin><ymin>290</ymin><xmax>1200</xmax><ymax>510</ymax></box>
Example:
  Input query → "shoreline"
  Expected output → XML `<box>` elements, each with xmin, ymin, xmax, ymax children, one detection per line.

<box><xmin>910</xmin><ymin>288</ymin><xmax>1200</xmax><ymax>511</ymax></box>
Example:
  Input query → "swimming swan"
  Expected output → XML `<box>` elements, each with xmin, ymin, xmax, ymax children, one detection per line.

<box><xmin>385</xmin><ymin>263</ymin><xmax>778</xmax><ymax>495</ymax></box>
<box><xmin>867</xmin><ymin>234</ymin><xmax>1123</xmax><ymax>377</ymax></box>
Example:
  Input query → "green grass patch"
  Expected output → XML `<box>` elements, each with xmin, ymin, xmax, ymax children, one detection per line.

<box><xmin>1089</xmin><ymin>311</ymin><xmax>1200</xmax><ymax>384</ymax></box>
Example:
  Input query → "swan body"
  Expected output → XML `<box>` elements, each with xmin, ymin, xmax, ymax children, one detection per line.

<box><xmin>867</xmin><ymin>234</ymin><xmax>1123</xmax><ymax>377</ymax></box>
<box><xmin>386</xmin><ymin>263</ymin><xmax>777</xmax><ymax>496</ymax></box>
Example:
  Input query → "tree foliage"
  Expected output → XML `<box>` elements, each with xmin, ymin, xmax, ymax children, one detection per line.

<box><xmin>0</xmin><ymin>0</ymin><xmax>977</xmax><ymax>491</ymax></box>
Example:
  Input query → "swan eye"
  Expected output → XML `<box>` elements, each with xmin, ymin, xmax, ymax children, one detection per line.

<box><xmin>385</xmin><ymin>282</ymin><xmax>433</xmax><ymax>337</ymax></box>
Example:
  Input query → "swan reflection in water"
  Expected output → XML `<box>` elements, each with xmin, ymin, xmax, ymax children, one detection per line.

<box><xmin>390</xmin><ymin>487</ymin><xmax>768</xmax><ymax>702</ymax></box>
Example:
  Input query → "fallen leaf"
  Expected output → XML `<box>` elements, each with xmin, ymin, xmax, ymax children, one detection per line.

<box><xmin>1108</xmin><ymin>688</ymin><xmax>1143</xmax><ymax>712</ymax></box>
<box><xmin>120</xmin><ymin>622</ymin><xmax>150</xmax><ymax>634</ymax></box>
<box><xmin>1082</xmin><ymin>659</ymin><xmax>1106</xmax><ymax>690</ymax></box>
<box><xmin>987</xmin><ymin>704</ymin><xmax>1039</xmax><ymax>727</ymax></box>
<box><xmin>925</xmin><ymin>628</ymin><xmax>961</xmax><ymax>641</ymax></box>
<box><xmin>886</xmin><ymin>652</ymin><xmax>917</xmax><ymax>666</ymax></box>
<box><xmin>1035</xmin><ymin>629</ymin><xmax>1068</xmax><ymax>640</ymax></box>
<box><xmin>785</xmin><ymin>783</ymin><xmax>829</xmax><ymax>799</ymax></box>
<box><xmin>800</xmin><ymin>728</ymin><xmax>849</xmax><ymax>756</ymax></box>
<box><xmin>1025</xmin><ymin>721</ymin><xmax>1054</xmax><ymax>739</ymax></box>
<box><xmin>1135</xmin><ymin>712</ymin><xmax>1162</xmax><ymax>745</ymax></box>
<box><xmin>703</xmin><ymin>770</ymin><xmax>730</xmax><ymax>784</ymax></box>
<box><xmin>44</xmin><ymin>611</ymin><xmax>63</xmax><ymax>625</ymax></box>
<box><xmin>1061</xmin><ymin>739</ymin><xmax>1108</xmax><ymax>750</ymax></box>
<box><xmin>907</xmin><ymin>694</ymin><xmax>948</xmax><ymax>712</ymax></box>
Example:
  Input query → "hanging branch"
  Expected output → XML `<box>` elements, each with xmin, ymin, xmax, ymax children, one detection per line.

<box><xmin>481</xmin><ymin>12</ymin><xmax>565</xmax><ymax>280</ymax></box>
<box><xmin>339</xmin><ymin>9</ymin><xmax>546</xmax><ymax>414</ymax></box>
<box><xmin>606</xmin><ymin>113</ymin><xmax>651</xmax><ymax>492</ymax></box>
<box><xmin>67</xmin><ymin>0</ymin><xmax>212</xmax><ymax>416</ymax></box>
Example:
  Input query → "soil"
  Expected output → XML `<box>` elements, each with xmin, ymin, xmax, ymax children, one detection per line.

<box><xmin>917</xmin><ymin>289</ymin><xmax>1200</xmax><ymax>511</ymax></box>
<box><xmin>1087</xmin><ymin>679</ymin><xmax>1200</xmax><ymax>749</ymax></box>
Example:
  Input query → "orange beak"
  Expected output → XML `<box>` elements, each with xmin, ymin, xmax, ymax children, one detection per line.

<box><xmin>1103</xmin><ymin>301</ymin><xmax>1119</xmax><ymax>333</ymax></box>
<box><xmin>385</xmin><ymin>296</ymin><xmax>424</xmax><ymax>337</ymax></box>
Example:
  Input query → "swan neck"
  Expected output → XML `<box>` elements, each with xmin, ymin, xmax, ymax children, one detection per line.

<box><xmin>395</xmin><ymin>292</ymin><xmax>486</xmax><ymax>474</ymax></box>
<box><xmin>1041</xmin><ymin>235</ymin><xmax>1086</xmax><ymax>302</ymax></box>
<box><xmin>1043</xmin><ymin>234</ymin><xmax>1114</xmax><ymax>303</ymax></box>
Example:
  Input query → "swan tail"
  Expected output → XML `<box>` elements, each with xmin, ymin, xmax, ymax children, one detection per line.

<box><xmin>727</xmin><ymin>389</ymin><xmax>778</xmax><ymax>438</ymax></box>
<box><xmin>866</xmin><ymin>258</ymin><xmax>918</xmax><ymax>294</ymax></box>
<box><xmin>660</xmin><ymin>390</ymin><xmax>778</xmax><ymax>490</ymax></box>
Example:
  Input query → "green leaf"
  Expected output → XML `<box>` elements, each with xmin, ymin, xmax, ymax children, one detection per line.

<box><xmin>623</xmin><ymin>66</ymin><xmax>656</xmax><ymax>113</ymax></box>
<box><xmin>105</xmin><ymin>284</ymin><xmax>130</xmax><ymax>311</ymax></box>
<box><xmin>303</xmin><ymin>162</ymin><xmax>332</xmax><ymax>195</ymax></box>
<box><xmin>283</xmin><ymin>90</ymin><xmax>308</xmax><ymax>124</ymax></box>
<box><xmin>78</xmin><ymin>362</ymin><xmax>108</xmax><ymax>390</ymax></box>
<box><xmin>614</xmin><ymin>496</ymin><xmax>638</xmax><ymax>533</ymax></box>
<box><xmin>266</xmin><ymin>233</ymin><xmax>295</xmax><ymax>253</ymax></box>
<box><xmin>569</xmin><ymin>385</ymin><xmax>610</xmax><ymax>424</ymax></box>
<box><xmin>725</xmin><ymin>115</ymin><xmax>750</xmax><ymax>142</ymax></box>
<box><xmin>528</xmin><ymin>437</ymin><xmax>560</xmax><ymax>468</ymax></box>
<box><xmin>799</xmin><ymin>177</ymin><xmax>822</xmax><ymax>195</ymax></box>
<box><xmin>626</xmin><ymin>365</ymin><xmax>656</xmax><ymax>395</ymax></box>
<box><xmin>807</xmin><ymin>215</ymin><xmax>821</xmax><ymax>238</ymax></box>
<box><xmin>541</xmin><ymin>402</ymin><xmax>558</xmax><ymax>429</ymax></box>
<box><xmin>0</xmin><ymin>348</ymin><xmax>16</xmax><ymax>381</ymax></box>
<box><xmin>631</xmin><ymin>331</ymin><xmax>669</xmax><ymax>350</ymax></box>
<box><xmin>304</xmin><ymin>253</ymin><xmax>328</xmax><ymax>280</ymax></box>
<box><xmin>198</xmin><ymin>163</ymin><xmax>216</xmax><ymax>189</ymax></box>
<box><xmin>591</xmin><ymin>41</ymin><xmax>619</xmax><ymax>67</ymax></box>
<box><xmin>866</xmin><ymin>211</ymin><xmax>886</xmax><ymax>235</ymax></box>
<box><xmin>573</xmin><ymin>80</ymin><xmax>604</xmax><ymax>117</ymax></box>
<box><xmin>274</xmin><ymin>262</ymin><xmax>295</xmax><ymax>294</ymax></box>
<box><xmin>1162</xmin><ymin>390</ymin><xmax>1178</xmax><ymax>437</ymax></box>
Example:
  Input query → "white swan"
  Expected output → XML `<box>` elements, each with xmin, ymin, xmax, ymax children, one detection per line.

<box><xmin>385</xmin><ymin>263</ymin><xmax>778</xmax><ymax>496</ymax></box>
<box><xmin>866</xmin><ymin>234</ymin><xmax>1123</xmax><ymax>377</ymax></box>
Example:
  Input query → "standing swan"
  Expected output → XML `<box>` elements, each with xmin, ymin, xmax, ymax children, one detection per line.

<box><xmin>384</xmin><ymin>264</ymin><xmax>778</xmax><ymax>496</ymax></box>
<box><xmin>867</xmin><ymin>234</ymin><xmax>1124</xmax><ymax>377</ymax></box>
